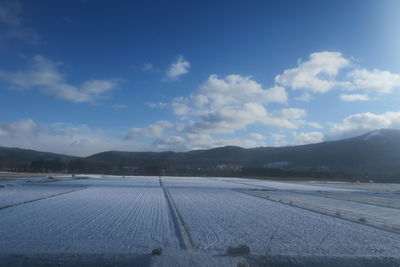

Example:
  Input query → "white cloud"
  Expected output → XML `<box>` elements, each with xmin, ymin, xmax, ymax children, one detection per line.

<box><xmin>261</xmin><ymin>117</ymin><xmax>301</xmax><ymax>129</ymax></box>
<box><xmin>147</xmin><ymin>102</ymin><xmax>168</xmax><ymax>109</ymax></box>
<box><xmin>171</xmin><ymin>97</ymin><xmax>191</xmax><ymax>115</ymax></box>
<box><xmin>112</xmin><ymin>104</ymin><xmax>128</xmax><ymax>110</ymax></box>
<box><xmin>258</xmin><ymin>108</ymin><xmax>306</xmax><ymax>129</ymax></box>
<box><xmin>0</xmin><ymin>1</ymin><xmax>39</xmax><ymax>44</ymax></box>
<box><xmin>0</xmin><ymin>119</ymin><xmax>142</xmax><ymax>156</ymax></box>
<box><xmin>346</xmin><ymin>68</ymin><xmax>400</xmax><ymax>94</ymax></box>
<box><xmin>2</xmin><ymin>118</ymin><xmax>37</xmax><ymax>138</ymax></box>
<box><xmin>126</xmin><ymin>120</ymin><xmax>173</xmax><ymax>138</ymax></box>
<box><xmin>165</xmin><ymin>55</ymin><xmax>190</xmax><ymax>81</ymax></box>
<box><xmin>307</xmin><ymin>122</ymin><xmax>323</xmax><ymax>129</ymax></box>
<box><xmin>214</xmin><ymin>136</ymin><xmax>267</xmax><ymax>148</ymax></box>
<box><xmin>328</xmin><ymin>111</ymin><xmax>400</xmax><ymax>140</ymax></box>
<box><xmin>249</xmin><ymin>133</ymin><xmax>266</xmax><ymax>141</ymax></box>
<box><xmin>184</xmin><ymin>102</ymin><xmax>268</xmax><ymax>134</ymax></box>
<box><xmin>340</xmin><ymin>93</ymin><xmax>370</xmax><ymax>102</ymax></box>
<box><xmin>275</xmin><ymin>108</ymin><xmax>306</xmax><ymax>120</ymax></box>
<box><xmin>171</xmin><ymin>74</ymin><xmax>287</xmax><ymax>117</ymax></box>
<box><xmin>269</xmin><ymin>133</ymin><xmax>288</xmax><ymax>147</ymax></box>
<box><xmin>294</xmin><ymin>131</ymin><xmax>324</xmax><ymax>145</ymax></box>
<box><xmin>295</xmin><ymin>92</ymin><xmax>312</xmax><ymax>102</ymax></box>
<box><xmin>0</xmin><ymin>55</ymin><xmax>120</xmax><ymax>103</ymax></box>
<box><xmin>168</xmin><ymin>74</ymin><xmax>300</xmax><ymax>140</ymax></box>
<box><xmin>275</xmin><ymin>51</ymin><xmax>350</xmax><ymax>93</ymax></box>
<box><xmin>275</xmin><ymin>51</ymin><xmax>400</xmax><ymax>100</ymax></box>
<box><xmin>197</xmin><ymin>74</ymin><xmax>287</xmax><ymax>108</ymax></box>
<box><xmin>0</xmin><ymin>1</ymin><xmax>22</xmax><ymax>26</ymax></box>
<box><xmin>152</xmin><ymin>132</ymin><xmax>267</xmax><ymax>151</ymax></box>
<box><xmin>142</xmin><ymin>62</ymin><xmax>156</xmax><ymax>72</ymax></box>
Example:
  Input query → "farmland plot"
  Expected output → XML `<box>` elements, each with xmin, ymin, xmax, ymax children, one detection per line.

<box><xmin>0</xmin><ymin>183</ymin><xmax>86</xmax><ymax>208</ymax></box>
<box><xmin>217</xmin><ymin>177</ymin><xmax>358</xmax><ymax>192</ymax></box>
<box><xmin>0</xmin><ymin>185</ymin><xmax>180</xmax><ymax>254</ymax></box>
<box><xmin>240</xmin><ymin>189</ymin><xmax>400</xmax><ymax>232</ymax></box>
<box><xmin>162</xmin><ymin>176</ymin><xmax>257</xmax><ymax>189</ymax></box>
<box><xmin>60</xmin><ymin>176</ymin><xmax>161</xmax><ymax>188</ymax></box>
<box><xmin>313</xmin><ymin>191</ymin><xmax>400</xmax><ymax>209</ymax></box>
<box><xmin>168</xmin><ymin>188</ymin><xmax>400</xmax><ymax>256</ymax></box>
<box><xmin>305</xmin><ymin>181</ymin><xmax>400</xmax><ymax>192</ymax></box>
<box><xmin>1</xmin><ymin>176</ymin><xmax>400</xmax><ymax>266</ymax></box>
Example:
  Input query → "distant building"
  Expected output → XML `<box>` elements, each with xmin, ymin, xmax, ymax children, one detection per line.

<box><xmin>216</xmin><ymin>164</ymin><xmax>242</xmax><ymax>171</ymax></box>
<box><xmin>263</xmin><ymin>161</ymin><xmax>291</xmax><ymax>169</ymax></box>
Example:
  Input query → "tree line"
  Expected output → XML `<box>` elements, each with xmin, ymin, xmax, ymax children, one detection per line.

<box><xmin>1</xmin><ymin>158</ymin><xmax>398</xmax><ymax>182</ymax></box>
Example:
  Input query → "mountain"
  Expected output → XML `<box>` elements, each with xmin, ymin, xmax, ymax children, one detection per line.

<box><xmin>87</xmin><ymin>129</ymin><xmax>400</xmax><ymax>181</ymax></box>
<box><xmin>1</xmin><ymin>129</ymin><xmax>400</xmax><ymax>181</ymax></box>
<box><xmin>0</xmin><ymin>146</ymin><xmax>75</xmax><ymax>163</ymax></box>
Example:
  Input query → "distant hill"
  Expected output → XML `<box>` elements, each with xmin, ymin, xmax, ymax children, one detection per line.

<box><xmin>0</xmin><ymin>146</ymin><xmax>75</xmax><ymax>163</ymax></box>
<box><xmin>87</xmin><ymin>129</ymin><xmax>400</xmax><ymax>181</ymax></box>
<box><xmin>1</xmin><ymin>129</ymin><xmax>400</xmax><ymax>181</ymax></box>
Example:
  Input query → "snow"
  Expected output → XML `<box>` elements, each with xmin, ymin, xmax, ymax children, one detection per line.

<box><xmin>303</xmin><ymin>180</ymin><xmax>400</xmax><ymax>192</ymax></box>
<box><xmin>0</xmin><ymin>185</ymin><xmax>180</xmax><ymax>253</ymax></box>
<box><xmin>168</xmin><ymin>187</ymin><xmax>400</xmax><ymax>256</ymax></box>
<box><xmin>0</xmin><ymin>183</ymin><xmax>86</xmax><ymax>208</ymax></box>
<box><xmin>162</xmin><ymin>176</ymin><xmax>257</xmax><ymax>189</ymax></box>
<box><xmin>363</xmin><ymin>129</ymin><xmax>383</xmax><ymax>140</ymax></box>
<box><xmin>0</xmin><ymin>175</ymin><xmax>399</xmax><ymax>265</ymax></box>
<box><xmin>241</xmin><ymin>189</ymin><xmax>400</xmax><ymax>232</ymax></box>
<box><xmin>217</xmin><ymin>177</ymin><xmax>359</xmax><ymax>192</ymax></box>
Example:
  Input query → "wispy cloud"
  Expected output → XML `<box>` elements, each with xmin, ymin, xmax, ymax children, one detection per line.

<box><xmin>340</xmin><ymin>93</ymin><xmax>370</xmax><ymax>102</ymax></box>
<box><xmin>126</xmin><ymin>120</ymin><xmax>173</xmax><ymax>139</ymax></box>
<box><xmin>0</xmin><ymin>55</ymin><xmax>120</xmax><ymax>103</ymax></box>
<box><xmin>147</xmin><ymin>102</ymin><xmax>168</xmax><ymax>109</ymax></box>
<box><xmin>142</xmin><ymin>62</ymin><xmax>156</xmax><ymax>72</ymax></box>
<box><xmin>0</xmin><ymin>1</ymin><xmax>40</xmax><ymax>45</ymax></box>
<box><xmin>112</xmin><ymin>104</ymin><xmax>128</xmax><ymax>110</ymax></box>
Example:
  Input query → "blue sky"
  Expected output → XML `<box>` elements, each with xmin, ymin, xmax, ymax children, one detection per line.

<box><xmin>0</xmin><ymin>0</ymin><xmax>400</xmax><ymax>156</ymax></box>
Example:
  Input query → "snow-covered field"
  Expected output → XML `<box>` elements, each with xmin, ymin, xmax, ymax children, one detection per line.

<box><xmin>0</xmin><ymin>175</ymin><xmax>400</xmax><ymax>266</ymax></box>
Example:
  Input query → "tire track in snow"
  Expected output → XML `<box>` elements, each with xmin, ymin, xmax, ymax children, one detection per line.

<box><xmin>160</xmin><ymin>177</ymin><xmax>197</xmax><ymax>250</ymax></box>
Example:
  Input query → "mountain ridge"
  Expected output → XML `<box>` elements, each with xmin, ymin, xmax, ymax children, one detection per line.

<box><xmin>1</xmin><ymin>129</ymin><xmax>400</xmax><ymax>181</ymax></box>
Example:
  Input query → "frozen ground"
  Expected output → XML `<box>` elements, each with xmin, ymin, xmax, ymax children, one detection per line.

<box><xmin>0</xmin><ymin>176</ymin><xmax>399</xmax><ymax>266</ymax></box>
<box><xmin>240</xmin><ymin>189</ymin><xmax>400</xmax><ymax>232</ymax></box>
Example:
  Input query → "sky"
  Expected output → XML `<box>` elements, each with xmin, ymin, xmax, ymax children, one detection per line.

<box><xmin>1</xmin><ymin>0</ymin><xmax>400</xmax><ymax>156</ymax></box>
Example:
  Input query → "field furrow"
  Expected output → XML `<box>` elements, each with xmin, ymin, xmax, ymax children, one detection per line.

<box><xmin>0</xmin><ymin>185</ymin><xmax>180</xmax><ymax>253</ymax></box>
<box><xmin>169</xmin><ymin>188</ymin><xmax>400</xmax><ymax>256</ymax></box>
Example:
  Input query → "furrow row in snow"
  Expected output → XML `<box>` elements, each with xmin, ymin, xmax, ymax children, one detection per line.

<box><xmin>168</xmin><ymin>187</ymin><xmax>400</xmax><ymax>256</ymax></box>
<box><xmin>0</xmin><ymin>185</ymin><xmax>180</xmax><ymax>254</ymax></box>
